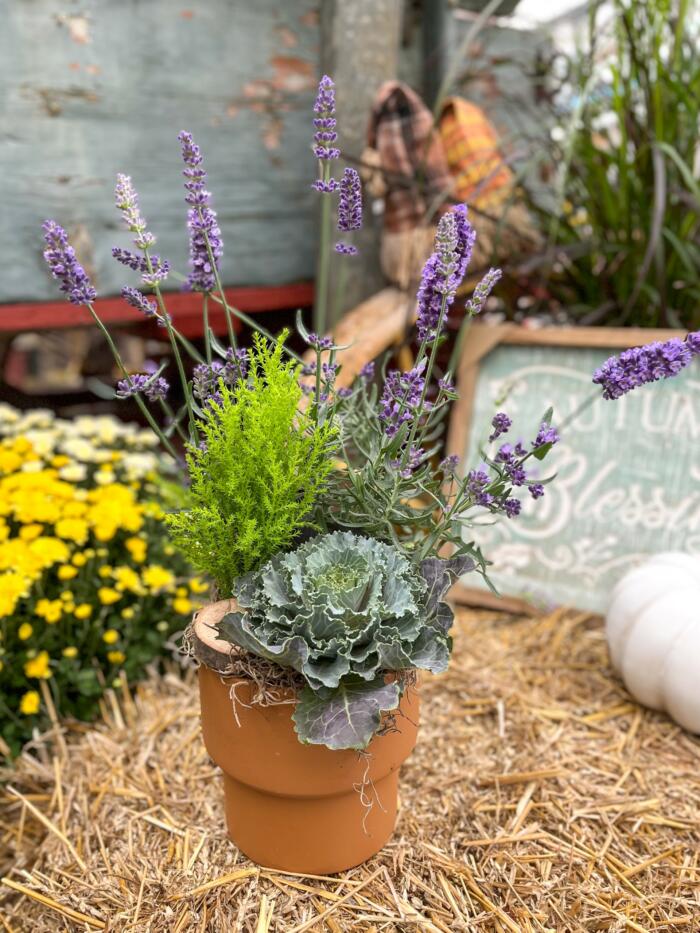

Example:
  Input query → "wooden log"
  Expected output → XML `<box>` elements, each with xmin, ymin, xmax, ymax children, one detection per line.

<box><xmin>303</xmin><ymin>286</ymin><xmax>413</xmax><ymax>388</ymax></box>
<box><xmin>190</xmin><ymin>600</ymin><xmax>240</xmax><ymax>674</ymax></box>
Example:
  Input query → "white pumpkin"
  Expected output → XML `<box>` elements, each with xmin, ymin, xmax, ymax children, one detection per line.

<box><xmin>606</xmin><ymin>552</ymin><xmax>700</xmax><ymax>733</ymax></box>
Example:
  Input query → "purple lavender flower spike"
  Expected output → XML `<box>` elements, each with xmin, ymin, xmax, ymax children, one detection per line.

<box><xmin>466</xmin><ymin>468</ymin><xmax>494</xmax><ymax>507</ymax></box>
<box><xmin>192</xmin><ymin>360</ymin><xmax>224</xmax><ymax>402</ymax></box>
<box><xmin>334</xmin><ymin>243</ymin><xmax>358</xmax><ymax>255</ymax></box>
<box><xmin>496</xmin><ymin>443</ymin><xmax>514</xmax><ymax>463</ymax></box>
<box><xmin>465</xmin><ymin>267</ymin><xmax>502</xmax><ymax>317</ymax></box>
<box><xmin>225</xmin><ymin>347</ymin><xmax>249</xmax><ymax>385</ymax></box>
<box><xmin>337</xmin><ymin>167</ymin><xmax>362</xmax><ymax>232</ymax></box>
<box><xmin>116</xmin><ymin>373</ymin><xmax>169</xmax><ymax>402</ymax></box>
<box><xmin>529</xmin><ymin>484</ymin><xmax>545</xmax><ymax>499</ymax></box>
<box><xmin>593</xmin><ymin>333</ymin><xmax>700</xmax><ymax>400</ymax></box>
<box><xmin>112</xmin><ymin>247</ymin><xmax>143</xmax><ymax>271</ymax></box>
<box><xmin>114</xmin><ymin>174</ymin><xmax>155</xmax><ymax>250</ymax></box>
<box><xmin>415</xmin><ymin>205</ymin><xmax>476</xmax><ymax>344</ymax></box>
<box><xmin>440</xmin><ymin>454</ymin><xmax>460</xmax><ymax>475</ymax></box>
<box><xmin>192</xmin><ymin>348</ymin><xmax>249</xmax><ymax>403</ymax></box>
<box><xmin>533</xmin><ymin>423</ymin><xmax>559</xmax><ymax>449</ymax></box>
<box><xmin>304</xmin><ymin>332</ymin><xmax>333</xmax><ymax>351</ymax></box>
<box><xmin>489</xmin><ymin>411</ymin><xmax>511</xmax><ymax>441</ymax></box>
<box><xmin>379</xmin><ymin>359</ymin><xmax>427</xmax><ymax>437</ymax></box>
<box><xmin>686</xmin><ymin>332</ymin><xmax>700</xmax><ymax>354</ymax></box>
<box><xmin>121</xmin><ymin>285</ymin><xmax>168</xmax><ymax>325</ymax></box>
<box><xmin>504</xmin><ymin>498</ymin><xmax>521</xmax><ymax>518</ymax></box>
<box><xmin>452</xmin><ymin>204</ymin><xmax>477</xmax><ymax>283</ymax></box>
<box><xmin>42</xmin><ymin>220</ymin><xmax>97</xmax><ymax>305</ymax></box>
<box><xmin>178</xmin><ymin>130</ymin><xmax>223</xmax><ymax>293</ymax></box>
<box><xmin>313</xmin><ymin>75</ymin><xmax>340</xmax><ymax>163</ymax></box>
<box><xmin>312</xmin><ymin>179</ymin><xmax>339</xmax><ymax>193</ymax></box>
<box><xmin>111</xmin><ymin>247</ymin><xmax>170</xmax><ymax>284</ymax></box>
<box><xmin>359</xmin><ymin>361</ymin><xmax>375</xmax><ymax>381</ymax></box>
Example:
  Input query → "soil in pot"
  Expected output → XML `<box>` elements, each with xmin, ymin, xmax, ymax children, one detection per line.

<box><xmin>192</xmin><ymin>600</ymin><xmax>420</xmax><ymax>874</ymax></box>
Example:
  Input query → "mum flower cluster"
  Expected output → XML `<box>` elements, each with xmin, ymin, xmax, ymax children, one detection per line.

<box><xmin>0</xmin><ymin>406</ymin><xmax>207</xmax><ymax>756</ymax></box>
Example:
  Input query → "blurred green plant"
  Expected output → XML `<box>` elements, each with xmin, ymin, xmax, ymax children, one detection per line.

<box><xmin>526</xmin><ymin>0</ymin><xmax>700</xmax><ymax>329</ymax></box>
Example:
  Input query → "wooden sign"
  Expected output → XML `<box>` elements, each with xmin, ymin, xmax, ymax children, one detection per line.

<box><xmin>447</xmin><ymin>324</ymin><xmax>693</xmax><ymax>614</ymax></box>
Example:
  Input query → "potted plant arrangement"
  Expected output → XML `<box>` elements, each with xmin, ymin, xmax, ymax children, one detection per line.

<box><xmin>40</xmin><ymin>75</ymin><xmax>564</xmax><ymax>873</ymax></box>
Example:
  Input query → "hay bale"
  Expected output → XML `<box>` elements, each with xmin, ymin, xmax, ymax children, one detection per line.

<box><xmin>2</xmin><ymin>609</ymin><xmax>700</xmax><ymax>931</ymax></box>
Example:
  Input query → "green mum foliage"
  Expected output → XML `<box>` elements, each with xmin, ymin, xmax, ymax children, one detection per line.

<box><xmin>217</xmin><ymin>531</ymin><xmax>473</xmax><ymax>750</ymax></box>
<box><xmin>166</xmin><ymin>335</ymin><xmax>338</xmax><ymax>596</ymax></box>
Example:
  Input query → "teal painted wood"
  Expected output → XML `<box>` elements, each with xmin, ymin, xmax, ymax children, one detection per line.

<box><xmin>459</xmin><ymin>343</ymin><xmax>700</xmax><ymax>612</ymax></box>
<box><xmin>1</xmin><ymin>1</ymin><xmax>320</xmax><ymax>304</ymax></box>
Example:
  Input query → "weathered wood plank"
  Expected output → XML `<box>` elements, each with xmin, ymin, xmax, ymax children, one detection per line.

<box><xmin>0</xmin><ymin>0</ymin><xmax>321</xmax><ymax>304</ymax></box>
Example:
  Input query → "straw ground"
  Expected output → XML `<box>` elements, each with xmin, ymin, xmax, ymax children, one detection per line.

<box><xmin>2</xmin><ymin>608</ymin><xmax>699</xmax><ymax>931</ymax></box>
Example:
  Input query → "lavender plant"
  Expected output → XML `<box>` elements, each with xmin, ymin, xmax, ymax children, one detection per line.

<box><xmin>41</xmin><ymin>74</ymin><xmax>563</xmax><ymax>750</ymax></box>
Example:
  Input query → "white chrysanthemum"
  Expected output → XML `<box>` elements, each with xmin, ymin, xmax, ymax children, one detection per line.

<box><xmin>21</xmin><ymin>460</ymin><xmax>44</xmax><ymax>473</ymax></box>
<box><xmin>14</xmin><ymin>411</ymin><xmax>53</xmax><ymax>431</ymax></box>
<box><xmin>23</xmin><ymin>429</ymin><xmax>58</xmax><ymax>457</ymax></box>
<box><xmin>120</xmin><ymin>452</ymin><xmax>157</xmax><ymax>479</ymax></box>
<box><xmin>0</xmin><ymin>404</ymin><xmax>20</xmax><ymax>425</ymax></box>
<box><xmin>58</xmin><ymin>463</ymin><xmax>87</xmax><ymax>483</ymax></box>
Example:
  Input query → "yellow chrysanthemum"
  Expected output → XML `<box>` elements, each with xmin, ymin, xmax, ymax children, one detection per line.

<box><xmin>55</xmin><ymin>517</ymin><xmax>89</xmax><ymax>545</ymax></box>
<box><xmin>98</xmin><ymin>587</ymin><xmax>121</xmax><ymax>606</ymax></box>
<box><xmin>74</xmin><ymin>603</ymin><xmax>92</xmax><ymax>620</ymax></box>
<box><xmin>98</xmin><ymin>565</ymin><xmax>113</xmax><ymax>579</ymax></box>
<box><xmin>0</xmin><ymin>571</ymin><xmax>30</xmax><ymax>618</ymax></box>
<box><xmin>35</xmin><ymin>598</ymin><xmax>63</xmax><ymax>623</ymax></box>
<box><xmin>72</xmin><ymin>553</ymin><xmax>87</xmax><ymax>567</ymax></box>
<box><xmin>18</xmin><ymin>622</ymin><xmax>33</xmax><ymax>640</ymax></box>
<box><xmin>142</xmin><ymin>565</ymin><xmax>174</xmax><ymax>593</ymax></box>
<box><xmin>62</xmin><ymin>646</ymin><xmax>78</xmax><ymax>658</ymax></box>
<box><xmin>107</xmin><ymin>650</ymin><xmax>125</xmax><ymax>665</ymax></box>
<box><xmin>173</xmin><ymin>597</ymin><xmax>193</xmax><ymax>615</ymax></box>
<box><xmin>113</xmin><ymin>566</ymin><xmax>143</xmax><ymax>594</ymax></box>
<box><xmin>24</xmin><ymin>650</ymin><xmax>51</xmax><ymax>679</ymax></box>
<box><xmin>189</xmin><ymin>577</ymin><xmax>209</xmax><ymax>594</ymax></box>
<box><xmin>29</xmin><ymin>536</ymin><xmax>70</xmax><ymax>569</ymax></box>
<box><xmin>58</xmin><ymin>565</ymin><xmax>78</xmax><ymax>581</ymax></box>
<box><xmin>102</xmin><ymin>629</ymin><xmax>119</xmax><ymax>645</ymax></box>
<box><xmin>121</xmin><ymin>607</ymin><xmax>135</xmax><ymax>620</ymax></box>
<box><xmin>19</xmin><ymin>523</ymin><xmax>44</xmax><ymax>541</ymax></box>
<box><xmin>125</xmin><ymin>537</ymin><xmax>147</xmax><ymax>563</ymax></box>
<box><xmin>0</xmin><ymin>450</ymin><xmax>22</xmax><ymax>474</ymax></box>
<box><xmin>20</xmin><ymin>690</ymin><xmax>41</xmax><ymax>715</ymax></box>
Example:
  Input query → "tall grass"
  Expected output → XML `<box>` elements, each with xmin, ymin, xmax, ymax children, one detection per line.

<box><xmin>526</xmin><ymin>0</ymin><xmax>700</xmax><ymax>329</ymax></box>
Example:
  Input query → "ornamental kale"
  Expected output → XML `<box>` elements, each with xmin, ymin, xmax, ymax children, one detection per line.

<box><xmin>216</xmin><ymin>531</ymin><xmax>472</xmax><ymax>749</ymax></box>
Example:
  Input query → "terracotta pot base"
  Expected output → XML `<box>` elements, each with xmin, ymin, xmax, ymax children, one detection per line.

<box><xmin>222</xmin><ymin>770</ymin><xmax>401</xmax><ymax>874</ymax></box>
<box><xmin>193</xmin><ymin>601</ymin><xmax>420</xmax><ymax>874</ymax></box>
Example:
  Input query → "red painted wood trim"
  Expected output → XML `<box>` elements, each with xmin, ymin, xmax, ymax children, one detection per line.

<box><xmin>0</xmin><ymin>282</ymin><xmax>314</xmax><ymax>335</ymax></box>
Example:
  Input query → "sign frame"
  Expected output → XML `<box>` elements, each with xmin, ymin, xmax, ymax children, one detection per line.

<box><xmin>446</xmin><ymin>323</ymin><xmax>685</xmax><ymax>612</ymax></box>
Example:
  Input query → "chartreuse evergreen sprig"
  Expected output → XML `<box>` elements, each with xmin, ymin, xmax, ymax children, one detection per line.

<box><xmin>165</xmin><ymin>333</ymin><xmax>338</xmax><ymax>596</ymax></box>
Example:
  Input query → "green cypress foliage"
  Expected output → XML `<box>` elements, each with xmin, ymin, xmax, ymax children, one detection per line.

<box><xmin>166</xmin><ymin>335</ymin><xmax>338</xmax><ymax>595</ymax></box>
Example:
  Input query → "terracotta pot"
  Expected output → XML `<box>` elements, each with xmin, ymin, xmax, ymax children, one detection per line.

<box><xmin>192</xmin><ymin>600</ymin><xmax>420</xmax><ymax>874</ymax></box>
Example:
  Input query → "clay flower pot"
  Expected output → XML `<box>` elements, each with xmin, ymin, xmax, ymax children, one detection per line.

<box><xmin>192</xmin><ymin>600</ymin><xmax>419</xmax><ymax>874</ymax></box>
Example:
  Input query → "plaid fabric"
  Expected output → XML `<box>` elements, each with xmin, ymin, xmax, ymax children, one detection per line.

<box><xmin>367</xmin><ymin>82</ymin><xmax>452</xmax><ymax>233</ymax></box>
<box><xmin>438</xmin><ymin>97</ymin><xmax>513</xmax><ymax>210</ymax></box>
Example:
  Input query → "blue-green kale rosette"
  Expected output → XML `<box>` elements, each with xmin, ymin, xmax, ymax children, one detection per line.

<box><xmin>216</xmin><ymin>530</ymin><xmax>472</xmax><ymax>750</ymax></box>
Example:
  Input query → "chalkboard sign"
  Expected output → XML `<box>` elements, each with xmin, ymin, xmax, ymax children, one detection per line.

<box><xmin>447</xmin><ymin>325</ymin><xmax>692</xmax><ymax>613</ymax></box>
